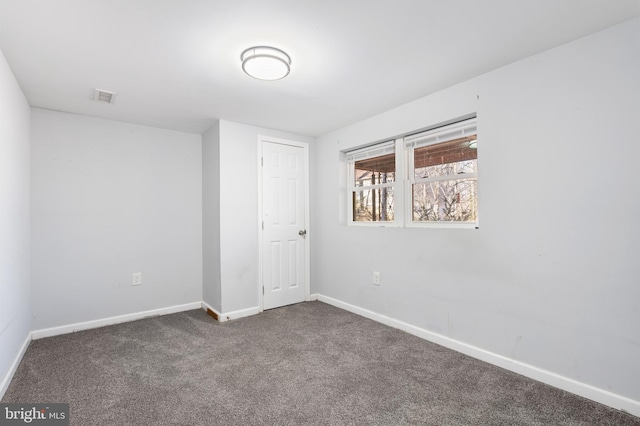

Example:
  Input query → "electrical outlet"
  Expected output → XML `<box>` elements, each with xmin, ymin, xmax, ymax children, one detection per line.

<box><xmin>373</xmin><ymin>271</ymin><xmax>381</xmax><ymax>286</ymax></box>
<box><xmin>132</xmin><ymin>272</ymin><xmax>142</xmax><ymax>286</ymax></box>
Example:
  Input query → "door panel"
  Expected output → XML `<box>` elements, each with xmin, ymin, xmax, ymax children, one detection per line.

<box><xmin>262</xmin><ymin>141</ymin><xmax>306</xmax><ymax>310</ymax></box>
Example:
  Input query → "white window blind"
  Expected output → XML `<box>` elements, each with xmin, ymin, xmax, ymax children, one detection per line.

<box><xmin>346</xmin><ymin>141</ymin><xmax>395</xmax><ymax>162</ymax></box>
<box><xmin>404</xmin><ymin>118</ymin><xmax>477</xmax><ymax>149</ymax></box>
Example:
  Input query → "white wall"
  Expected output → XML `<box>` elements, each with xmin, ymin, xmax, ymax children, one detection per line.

<box><xmin>202</xmin><ymin>120</ymin><xmax>221</xmax><ymax>312</ymax></box>
<box><xmin>313</xmin><ymin>18</ymin><xmax>640</xmax><ymax>406</ymax></box>
<box><xmin>31</xmin><ymin>109</ymin><xmax>203</xmax><ymax>330</ymax></box>
<box><xmin>0</xmin><ymin>48</ymin><xmax>31</xmax><ymax>396</ymax></box>
<box><xmin>218</xmin><ymin>120</ymin><xmax>314</xmax><ymax>314</ymax></box>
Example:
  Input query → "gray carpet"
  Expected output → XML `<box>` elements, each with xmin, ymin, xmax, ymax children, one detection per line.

<box><xmin>2</xmin><ymin>301</ymin><xmax>638</xmax><ymax>425</ymax></box>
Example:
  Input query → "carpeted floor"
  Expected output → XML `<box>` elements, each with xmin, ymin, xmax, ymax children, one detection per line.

<box><xmin>2</xmin><ymin>301</ymin><xmax>639</xmax><ymax>425</ymax></box>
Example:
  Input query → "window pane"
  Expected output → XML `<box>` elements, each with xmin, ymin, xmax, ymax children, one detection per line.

<box><xmin>414</xmin><ymin>136</ymin><xmax>477</xmax><ymax>180</ymax></box>
<box><xmin>354</xmin><ymin>153</ymin><xmax>395</xmax><ymax>187</ymax></box>
<box><xmin>415</xmin><ymin>160</ymin><xmax>477</xmax><ymax>180</ymax></box>
<box><xmin>412</xmin><ymin>179</ymin><xmax>477</xmax><ymax>222</ymax></box>
<box><xmin>353</xmin><ymin>187</ymin><xmax>394</xmax><ymax>222</ymax></box>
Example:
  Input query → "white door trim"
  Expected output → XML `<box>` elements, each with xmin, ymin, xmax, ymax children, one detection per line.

<box><xmin>257</xmin><ymin>135</ymin><xmax>310</xmax><ymax>312</ymax></box>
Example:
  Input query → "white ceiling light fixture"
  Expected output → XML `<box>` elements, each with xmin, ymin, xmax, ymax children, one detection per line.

<box><xmin>241</xmin><ymin>46</ymin><xmax>291</xmax><ymax>81</ymax></box>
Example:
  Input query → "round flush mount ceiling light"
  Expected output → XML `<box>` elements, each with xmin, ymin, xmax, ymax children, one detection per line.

<box><xmin>241</xmin><ymin>46</ymin><xmax>291</xmax><ymax>81</ymax></box>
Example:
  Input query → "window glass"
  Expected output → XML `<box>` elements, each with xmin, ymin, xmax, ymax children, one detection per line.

<box><xmin>414</xmin><ymin>137</ymin><xmax>477</xmax><ymax>179</ymax></box>
<box><xmin>411</xmin><ymin>134</ymin><xmax>478</xmax><ymax>223</ymax></box>
<box><xmin>348</xmin><ymin>146</ymin><xmax>396</xmax><ymax>223</ymax></box>
<box><xmin>354</xmin><ymin>153</ymin><xmax>396</xmax><ymax>187</ymax></box>
<box><xmin>353</xmin><ymin>187</ymin><xmax>394</xmax><ymax>222</ymax></box>
<box><xmin>412</xmin><ymin>179</ymin><xmax>477</xmax><ymax>222</ymax></box>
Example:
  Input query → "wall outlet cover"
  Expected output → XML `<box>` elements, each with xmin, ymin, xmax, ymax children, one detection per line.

<box><xmin>132</xmin><ymin>272</ymin><xmax>142</xmax><ymax>286</ymax></box>
<box><xmin>373</xmin><ymin>271</ymin><xmax>381</xmax><ymax>286</ymax></box>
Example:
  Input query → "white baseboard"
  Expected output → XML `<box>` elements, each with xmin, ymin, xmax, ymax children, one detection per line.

<box><xmin>317</xmin><ymin>294</ymin><xmax>640</xmax><ymax>418</ymax></box>
<box><xmin>219</xmin><ymin>305</ymin><xmax>261</xmax><ymax>322</ymax></box>
<box><xmin>200</xmin><ymin>301</ymin><xmax>222</xmax><ymax>321</ymax></box>
<box><xmin>0</xmin><ymin>333</ymin><xmax>31</xmax><ymax>400</ymax></box>
<box><xmin>201</xmin><ymin>301</ymin><xmax>261</xmax><ymax>322</ymax></box>
<box><xmin>308</xmin><ymin>293</ymin><xmax>319</xmax><ymax>301</ymax></box>
<box><xmin>31</xmin><ymin>302</ymin><xmax>202</xmax><ymax>340</ymax></box>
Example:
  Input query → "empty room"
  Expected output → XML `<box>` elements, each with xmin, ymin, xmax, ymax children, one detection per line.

<box><xmin>1</xmin><ymin>1</ymin><xmax>639</xmax><ymax>424</ymax></box>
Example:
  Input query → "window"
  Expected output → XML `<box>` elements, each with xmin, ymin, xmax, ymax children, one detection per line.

<box><xmin>405</xmin><ymin>118</ymin><xmax>478</xmax><ymax>226</ymax></box>
<box><xmin>346</xmin><ymin>116</ymin><xmax>478</xmax><ymax>228</ymax></box>
<box><xmin>347</xmin><ymin>141</ymin><xmax>396</xmax><ymax>223</ymax></box>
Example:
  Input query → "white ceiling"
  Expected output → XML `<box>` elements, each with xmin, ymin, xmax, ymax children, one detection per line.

<box><xmin>1</xmin><ymin>0</ymin><xmax>639</xmax><ymax>137</ymax></box>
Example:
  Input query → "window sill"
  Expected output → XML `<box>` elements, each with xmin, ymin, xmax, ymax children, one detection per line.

<box><xmin>406</xmin><ymin>222</ymin><xmax>478</xmax><ymax>229</ymax></box>
<box><xmin>347</xmin><ymin>221</ymin><xmax>401</xmax><ymax>228</ymax></box>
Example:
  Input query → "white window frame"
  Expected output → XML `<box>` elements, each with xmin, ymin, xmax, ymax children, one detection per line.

<box><xmin>346</xmin><ymin>140</ymin><xmax>404</xmax><ymax>227</ymax></box>
<box><xmin>345</xmin><ymin>116</ymin><xmax>478</xmax><ymax>229</ymax></box>
<box><xmin>404</xmin><ymin>118</ymin><xmax>478</xmax><ymax>229</ymax></box>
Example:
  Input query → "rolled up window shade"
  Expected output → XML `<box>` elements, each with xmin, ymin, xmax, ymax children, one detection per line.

<box><xmin>346</xmin><ymin>141</ymin><xmax>395</xmax><ymax>162</ymax></box>
<box><xmin>405</xmin><ymin>118</ymin><xmax>476</xmax><ymax>149</ymax></box>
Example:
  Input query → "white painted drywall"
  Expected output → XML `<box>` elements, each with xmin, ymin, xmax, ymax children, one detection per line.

<box><xmin>0</xmin><ymin>48</ymin><xmax>31</xmax><ymax>392</ymax></box>
<box><xmin>218</xmin><ymin>120</ymin><xmax>314</xmax><ymax>313</ymax></box>
<box><xmin>31</xmin><ymin>109</ymin><xmax>203</xmax><ymax>330</ymax></box>
<box><xmin>202</xmin><ymin>121</ymin><xmax>222</xmax><ymax>312</ymax></box>
<box><xmin>313</xmin><ymin>18</ymin><xmax>640</xmax><ymax>402</ymax></box>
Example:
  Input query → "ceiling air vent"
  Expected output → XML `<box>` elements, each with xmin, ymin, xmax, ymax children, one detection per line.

<box><xmin>93</xmin><ymin>89</ymin><xmax>117</xmax><ymax>104</ymax></box>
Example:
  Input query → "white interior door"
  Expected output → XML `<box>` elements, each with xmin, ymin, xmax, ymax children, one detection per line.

<box><xmin>262</xmin><ymin>140</ymin><xmax>307</xmax><ymax>310</ymax></box>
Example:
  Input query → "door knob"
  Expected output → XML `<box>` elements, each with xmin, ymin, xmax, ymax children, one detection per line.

<box><xmin>298</xmin><ymin>229</ymin><xmax>307</xmax><ymax>237</ymax></box>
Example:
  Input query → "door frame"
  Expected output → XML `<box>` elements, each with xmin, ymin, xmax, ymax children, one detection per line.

<box><xmin>257</xmin><ymin>135</ymin><xmax>311</xmax><ymax>312</ymax></box>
